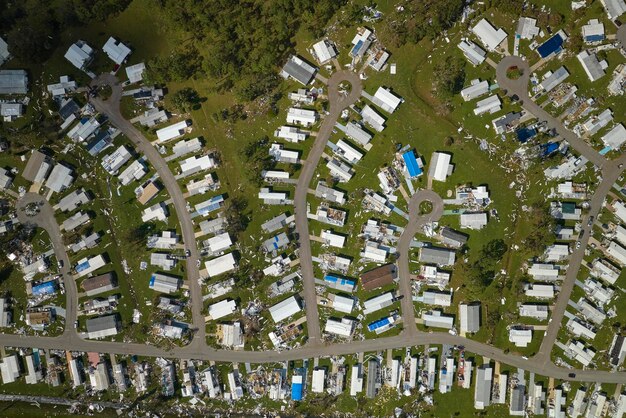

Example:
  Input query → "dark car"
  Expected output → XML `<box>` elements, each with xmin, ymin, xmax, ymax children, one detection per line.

<box><xmin>568</xmin><ymin>373</ymin><xmax>576</xmax><ymax>378</ymax></box>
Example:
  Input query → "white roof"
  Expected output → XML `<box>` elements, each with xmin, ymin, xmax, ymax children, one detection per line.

<box><xmin>311</xmin><ymin>369</ymin><xmax>325</xmax><ymax>393</ymax></box>
<box><xmin>601</xmin><ymin>124</ymin><xmax>626</xmax><ymax>149</ymax></box>
<box><xmin>582</xmin><ymin>19</ymin><xmax>605</xmax><ymax>40</ymax></box>
<box><xmin>332</xmin><ymin>295</ymin><xmax>355</xmax><ymax>313</ymax></box>
<box><xmin>472</xmin><ymin>18</ymin><xmax>508</xmax><ymax>51</ymax></box>
<box><xmin>460</xmin><ymin>212</ymin><xmax>488</xmax><ymax>229</ymax></box>
<box><xmin>312</xmin><ymin>40</ymin><xmax>337</xmax><ymax>64</ymax></box>
<box><xmin>208</xmin><ymin>299</ymin><xmax>237</xmax><ymax>320</ymax></box>
<box><xmin>422</xmin><ymin>310</ymin><xmax>454</xmax><ymax>329</ymax></box>
<box><xmin>336</xmin><ymin>140</ymin><xmax>363</xmax><ymax>163</ymax></box>
<box><xmin>321</xmin><ymin>230</ymin><xmax>345</xmax><ymax>248</ymax></box>
<box><xmin>517</xmin><ymin>17</ymin><xmax>539</xmax><ymax>39</ymax></box>
<box><xmin>429</xmin><ymin>152</ymin><xmax>452</xmax><ymax>182</ymax></box>
<box><xmin>539</xmin><ymin>66</ymin><xmax>570</xmax><ymax>92</ymax></box>
<box><xmin>324</xmin><ymin>318</ymin><xmax>354</xmax><ymax>337</ymax></box>
<box><xmin>205</xmin><ymin>252</ymin><xmax>237</xmax><ymax>278</ymax></box>
<box><xmin>64</xmin><ymin>41</ymin><xmax>94</xmax><ymax>70</ymax></box>
<box><xmin>373</xmin><ymin>87</ymin><xmax>402</xmax><ymax>113</ymax></box>
<box><xmin>509</xmin><ymin>328</ymin><xmax>532</xmax><ymax>347</ymax></box>
<box><xmin>601</xmin><ymin>0</ymin><xmax>626</xmax><ymax>20</ymax></box>
<box><xmin>102</xmin><ymin>145</ymin><xmax>132</xmax><ymax>174</ymax></box>
<box><xmin>172</xmin><ymin>137</ymin><xmax>202</xmax><ymax>157</ymax></box>
<box><xmin>525</xmin><ymin>284</ymin><xmax>555</xmax><ymax>299</ymax></box>
<box><xmin>125</xmin><ymin>62</ymin><xmax>145</xmax><ymax>83</ymax></box>
<box><xmin>286</xmin><ymin>108</ymin><xmax>317</xmax><ymax>125</ymax></box>
<box><xmin>360</xmin><ymin>105</ymin><xmax>386</xmax><ymax>132</ymax></box>
<box><xmin>577</xmin><ymin>50</ymin><xmax>607</xmax><ymax>82</ymax></box>
<box><xmin>45</xmin><ymin>164</ymin><xmax>73</xmax><ymax>193</ymax></box>
<box><xmin>156</xmin><ymin>121</ymin><xmax>189</xmax><ymax>143</ymax></box>
<box><xmin>461</xmin><ymin>79</ymin><xmax>490</xmax><ymax>101</ymax></box>
<box><xmin>102</xmin><ymin>37</ymin><xmax>131</xmax><ymax>65</ymax></box>
<box><xmin>519</xmin><ymin>304</ymin><xmax>549</xmax><ymax>319</ymax></box>
<box><xmin>274</xmin><ymin>125</ymin><xmax>308</xmax><ymax>142</ymax></box>
<box><xmin>614</xmin><ymin>201</ymin><xmax>626</xmax><ymax>224</ymax></box>
<box><xmin>458</xmin><ymin>40</ymin><xmax>487</xmax><ymax>65</ymax></box>
<box><xmin>363</xmin><ymin>292</ymin><xmax>394</xmax><ymax>315</ymax></box>
<box><xmin>149</xmin><ymin>273</ymin><xmax>181</xmax><ymax>293</ymax></box>
<box><xmin>269</xmin><ymin>295</ymin><xmax>301</xmax><ymax>322</ymax></box>
<box><xmin>608</xmin><ymin>241</ymin><xmax>626</xmax><ymax>265</ymax></box>
<box><xmin>263</xmin><ymin>170</ymin><xmax>290</xmax><ymax>179</ymax></box>
<box><xmin>0</xmin><ymin>355</ymin><xmax>20</xmax><ymax>383</ymax></box>
<box><xmin>206</xmin><ymin>232</ymin><xmax>232</xmax><ymax>253</ymax></box>
<box><xmin>473</xmin><ymin>95</ymin><xmax>502</xmax><ymax>115</ymax></box>
<box><xmin>179</xmin><ymin>155</ymin><xmax>215</xmax><ymax>175</ymax></box>
<box><xmin>141</xmin><ymin>202</ymin><xmax>168</xmax><ymax>222</ymax></box>
<box><xmin>118</xmin><ymin>159</ymin><xmax>147</xmax><ymax>185</ymax></box>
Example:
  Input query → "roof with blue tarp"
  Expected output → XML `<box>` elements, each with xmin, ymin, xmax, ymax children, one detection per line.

<box><xmin>32</xmin><ymin>280</ymin><xmax>57</xmax><ymax>296</ymax></box>
<box><xmin>516</xmin><ymin>127</ymin><xmax>537</xmax><ymax>143</ymax></box>
<box><xmin>324</xmin><ymin>275</ymin><xmax>355</xmax><ymax>286</ymax></box>
<box><xmin>75</xmin><ymin>260</ymin><xmax>91</xmax><ymax>273</ymax></box>
<box><xmin>351</xmin><ymin>40</ymin><xmax>364</xmax><ymax>57</ymax></box>
<box><xmin>584</xmin><ymin>34</ymin><xmax>604</xmax><ymax>42</ymax></box>
<box><xmin>541</xmin><ymin>142</ymin><xmax>560</xmax><ymax>157</ymax></box>
<box><xmin>402</xmin><ymin>150</ymin><xmax>422</xmax><ymax>177</ymax></box>
<box><xmin>86</xmin><ymin>130</ymin><xmax>112</xmax><ymax>156</ymax></box>
<box><xmin>537</xmin><ymin>33</ymin><xmax>565</xmax><ymax>58</ymax></box>
<box><xmin>368</xmin><ymin>317</ymin><xmax>391</xmax><ymax>332</ymax></box>
<box><xmin>291</xmin><ymin>377</ymin><xmax>303</xmax><ymax>400</ymax></box>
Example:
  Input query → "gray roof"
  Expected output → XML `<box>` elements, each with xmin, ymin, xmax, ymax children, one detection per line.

<box><xmin>461</xmin><ymin>303</ymin><xmax>481</xmax><ymax>333</ymax></box>
<box><xmin>440</xmin><ymin>227</ymin><xmax>468</xmax><ymax>247</ymax></box>
<box><xmin>0</xmin><ymin>70</ymin><xmax>28</xmax><ymax>94</ymax></box>
<box><xmin>281</xmin><ymin>56</ymin><xmax>317</xmax><ymax>85</ymax></box>
<box><xmin>475</xmin><ymin>365</ymin><xmax>492</xmax><ymax>407</ymax></box>
<box><xmin>366</xmin><ymin>359</ymin><xmax>379</xmax><ymax>398</ymax></box>
<box><xmin>86</xmin><ymin>314</ymin><xmax>118</xmax><ymax>333</ymax></box>
<box><xmin>419</xmin><ymin>247</ymin><xmax>456</xmax><ymax>266</ymax></box>
<box><xmin>510</xmin><ymin>385</ymin><xmax>526</xmax><ymax>412</ymax></box>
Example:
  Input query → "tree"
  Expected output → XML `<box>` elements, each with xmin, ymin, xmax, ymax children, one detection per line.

<box><xmin>171</xmin><ymin>88</ymin><xmax>200</xmax><ymax>113</ymax></box>
<box><xmin>433</xmin><ymin>56</ymin><xmax>466</xmax><ymax>98</ymax></box>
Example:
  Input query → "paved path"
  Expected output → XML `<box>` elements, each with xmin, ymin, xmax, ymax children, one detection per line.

<box><xmin>89</xmin><ymin>74</ymin><xmax>206</xmax><ymax>346</ymax></box>
<box><xmin>0</xmin><ymin>329</ymin><xmax>624</xmax><ymax>383</ymax></box>
<box><xmin>16</xmin><ymin>194</ymin><xmax>78</xmax><ymax>337</ymax></box>
<box><xmin>496</xmin><ymin>55</ymin><xmax>626</xmax><ymax>372</ymax></box>
<box><xmin>396</xmin><ymin>190</ymin><xmax>444</xmax><ymax>336</ymax></box>
<box><xmin>293</xmin><ymin>71</ymin><xmax>363</xmax><ymax>344</ymax></box>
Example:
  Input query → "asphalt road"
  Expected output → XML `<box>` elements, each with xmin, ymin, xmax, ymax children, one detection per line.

<box><xmin>16</xmin><ymin>193</ymin><xmax>78</xmax><ymax>338</ymax></box>
<box><xmin>292</xmin><ymin>71</ymin><xmax>363</xmax><ymax>344</ymax></box>
<box><xmin>496</xmin><ymin>56</ymin><xmax>626</xmax><ymax>371</ymax></box>
<box><xmin>2</xmin><ymin>64</ymin><xmax>626</xmax><ymax>385</ymax></box>
<box><xmin>89</xmin><ymin>74</ymin><xmax>206</xmax><ymax>346</ymax></box>
<box><xmin>396</xmin><ymin>190</ymin><xmax>444</xmax><ymax>335</ymax></box>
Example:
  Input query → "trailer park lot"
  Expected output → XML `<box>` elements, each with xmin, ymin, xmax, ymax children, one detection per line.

<box><xmin>1</xmin><ymin>0</ymin><xmax>626</xmax><ymax>415</ymax></box>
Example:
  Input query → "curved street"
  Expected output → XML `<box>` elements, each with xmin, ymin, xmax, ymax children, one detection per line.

<box><xmin>293</xmin><ymin>70</ymin><xmax>363</xmax><ymax>344</ymax></box>
<box><xmin>1</xmin><ymin>62</ymin><xmax>625</xmax><ymax>385</ymax></box>
<box><xmin>396</xmin><ymin>190</ymin><xmax>444</xmax><ymax>336</ymax></box>
<box><xmin>89</xmin><ymin>74</ymin><xmax>206</xmax><ymax>346</ymax></box>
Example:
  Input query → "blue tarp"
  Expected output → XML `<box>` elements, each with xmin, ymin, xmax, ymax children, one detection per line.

<box><xmin>351</xmin><ymin>40</ymin><xmax>364</xmax><ymax>56</ymax></box>
<box><xmin>516</xmin><ymin>127</ymin><xmax>537</xmax><ymax>143</ymax></box>
<box><xmin>32</xmin><ymin>280</ymin><xmax>57</xmax><ymax>296</ymax></box>
<box><xmin>368</xmin><ymin>317</ymin><xmax>391</xmax><ymax>332</ymax></box>
<box><xmin>75</xmin><ymin>260</ymin><xmax>90</xmax><ymax>273</ymax></box>
<box><xmin>402</xmin><ymin>151</ymin><xmax>422</xmax><ymax>177</ymax></box>
<box><xmin>149</xmin><ymin>275</ymin><xmax>156</xmax><ymax>288</ymax></box>
<box><xmin>291</xmin><ymin>381</ymin><xmax>303</xmax><ymax>400</ymax></box>
<box><xmin>537</xmin><ymin>33</ymin><xmax>565</xmax><ymax>58</ymax></box>
<box><xmin>584</xmin><ymin>34</ymin><xmax>604</xmax><ymax>42</ymax></box>
<box><xmin>541</xmin><ymin>142</ymin><xmax>560</xmax><ymax>157</ymax></box>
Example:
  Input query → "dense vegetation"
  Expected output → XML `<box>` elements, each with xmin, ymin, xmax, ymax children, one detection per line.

<box><xmin>149</xmin><ymin>0</ymin><xmax>346</xmax><ymax>100</ymax></box>
<box><xmin>384</xmin><ymin>0</ymin><xmax>465</xmax><ymax>47</ymax></box>
<box><xmin>0</xmin><ymin>0</ymin><xmax>131</xmax><ymax>63</ymax></box>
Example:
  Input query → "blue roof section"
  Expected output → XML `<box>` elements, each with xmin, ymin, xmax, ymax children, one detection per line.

<box><xmin>402</xmin><ymin>150</ymin><xmax>422</xmax><ymax>177</ymax></box>
<box><xmin>291</xmin><ymin>382</ymin><xmax>303</xmax><ymax>400</ymax></box>
<box><xmin>32</xmin><ymin>280</ymin><xmax>57</xmax><ymax>296</ymax></box>
<box><xmin>351</xmin><ymin>40</ymin><xmax>363</xmax><ymax>56</ymax></box>
<box><xmin>516</xmin><ymin>127</ymin><xmax>537</xmax><ymax>143</ymax></box>
<box><xmin>368</xmin><ymin>317</ymin><xmax>391</xmax><ymax>332</ymax></box>
<box><xmin>537</xmin><ymin>33</ymin><xmax>565</xmax><ymax>58</ymax></box>
<box><xmin>541</xmin><ymin>142</ymin><xmax>559</xmax><ymax>157</ymax></box>
<box><xmin>149</xmin><ymin>275</ymin><xmax>156</xmax><ymax>288</ymax></box>
<box><xmin>584</xmin><ymin>34</ymin><xmax>604</xmax><ymax>42</ymax></box>
<box><xmin>75</xmin><ymin>260</ymin><xmax>90</xmax><ymax>273</ymax></box>
<box><xmin>197</xmin><ymin>195</ymin><xmax>224</xmax><ymax>215</ymax></box>
<box><xmin>86</xmin><ymin>130</ymin><xmax>112</xmax><ymax>156</ymax></box>
<box><xmin>324</xmin><ymin>275</ymin><xmax>355</xmax><ymax>287</ymax></box>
